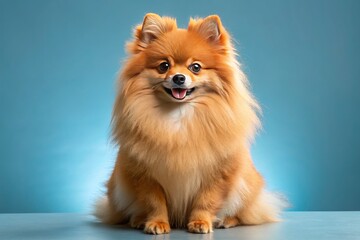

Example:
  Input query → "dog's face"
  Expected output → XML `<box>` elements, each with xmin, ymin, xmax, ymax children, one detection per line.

<box><xmin>144</xmin><ymin>28</ymin><xmax>222</xmax><ymax>103</ymax></box>
<box><xmin>122</xmin><ymin>14</ymin><xmax>234</xmax><ymax>105</ymax></box>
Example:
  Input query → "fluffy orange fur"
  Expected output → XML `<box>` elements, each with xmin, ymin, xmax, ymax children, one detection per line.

<box><xmin>95</xmin><ymin>13</ymin><xmax>285</xmax><ymax>234</ymax></box>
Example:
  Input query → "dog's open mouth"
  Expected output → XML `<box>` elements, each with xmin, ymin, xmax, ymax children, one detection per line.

<box><xmin>163</xmin><ymin>87</ymin><xmax>195</xmax><ymax>100</ymax></box>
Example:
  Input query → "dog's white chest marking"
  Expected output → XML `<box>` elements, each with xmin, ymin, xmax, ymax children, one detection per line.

<box><xmin>167</xmin><ymin>104</ymin><xmax>194</xmax><ymax>130</ymax></box>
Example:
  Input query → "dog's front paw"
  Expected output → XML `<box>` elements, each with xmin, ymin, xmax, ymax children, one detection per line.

<box><xmin>144</xmin><ymin>221</ymin><xmax>170</xmax><ymax>235</ymax></box>
<box><xmin>187</xmin><ymin>220</ymin><xmax>212</xmax><ymax>234</ymax></box>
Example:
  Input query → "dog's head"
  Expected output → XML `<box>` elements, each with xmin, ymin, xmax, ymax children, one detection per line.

<box><xmin>121</xmin><ymin>13</ymin><xmax>235</xmax><ymax>104</ymax></box>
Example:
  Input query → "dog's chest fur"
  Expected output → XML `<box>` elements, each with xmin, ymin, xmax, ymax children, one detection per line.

<box><xmin>153</xmin><ymin>161</ymin><xmax>202</xmax><ymax>226</ymax></box>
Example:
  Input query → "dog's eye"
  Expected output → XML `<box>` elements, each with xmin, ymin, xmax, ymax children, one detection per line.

<box><xmin>158</xmin><ymin>62</ymin><xmax>170</xmax><ymax>73</ymax></box>
<box><xmin>189</xmin><ymin>63</ymin><xmax>201</xmax><ymax>73</ymax></box>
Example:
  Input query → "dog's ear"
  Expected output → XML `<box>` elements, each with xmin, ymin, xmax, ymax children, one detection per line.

<box><xmin>134</xmin><ymin>13</ymin><xmax>177</xmax><ymax>47</ymax></box>
<box><xmin>188</xmin><ymin>15</ymin><xmax>229</xmax><ymax>46</ymax></box>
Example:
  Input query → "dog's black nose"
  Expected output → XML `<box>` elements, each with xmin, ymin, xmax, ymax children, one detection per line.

<box><xmin>173</xmin><ymin>74</ymin><xmax>186</xmax><ymax>85</ymax></box>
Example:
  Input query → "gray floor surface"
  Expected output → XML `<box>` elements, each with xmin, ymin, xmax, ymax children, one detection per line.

<box><xmin>0</xmin><ymin>212</ymin><xmax>359</xmax><ymax>240</ymax></box>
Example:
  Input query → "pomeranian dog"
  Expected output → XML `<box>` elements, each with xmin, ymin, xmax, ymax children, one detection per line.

<box><xmin>95</xmin><ymin>13</ymin><xmax>285</xmax><ymax>234</ymax></box>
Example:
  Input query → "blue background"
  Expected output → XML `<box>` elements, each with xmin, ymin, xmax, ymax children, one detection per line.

<box><xmin>1</xmin><ymin>0</ymin><xmax>359</xmax><ymax>213</ymax></box>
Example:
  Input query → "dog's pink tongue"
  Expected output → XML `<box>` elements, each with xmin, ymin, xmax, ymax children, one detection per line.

<box><xmin>171</xmin><ymin>88</ymin><xmax>187</xmax><ymax>99</ymax></box>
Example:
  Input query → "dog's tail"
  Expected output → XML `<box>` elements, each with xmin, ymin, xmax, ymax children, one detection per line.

<box><xmin>261</xmin><ymin>190</ymin><xmax>289</xmax><ymax>222</ymax></box>
<box><xmin>93</xmin><ymin>196</ymin><xmax>112</xmax><ymax>223</ymax></box>
<box><xmin>93</xmin><ymin>195</ymin><xmax>131</xmax><ymax>224</ymax></box>
<box><xmin>240</xmin><ymin>190</ymin><xmax>289</xmax><ymax>224</ymax></box>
